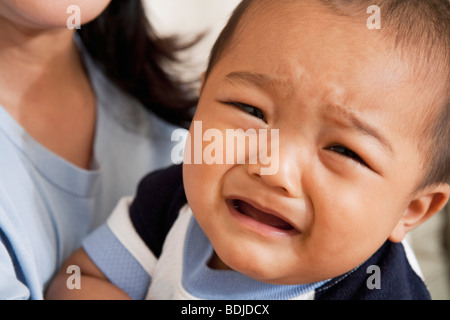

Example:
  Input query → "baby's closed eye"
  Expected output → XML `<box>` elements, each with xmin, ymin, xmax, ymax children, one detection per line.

<box><xmin>227</xmin><ymin>101</ymin><xmax>267</xmax><ymax>123</ymax></box>
<box><xmin>326</xmin><ymin>145</ymin><xmax>368</xmax><ymax>167</ymax></box>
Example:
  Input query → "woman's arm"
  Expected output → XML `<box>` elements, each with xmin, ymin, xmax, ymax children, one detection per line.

<box><xmin>45</xmin><ymin>248</ymin><xmax>131</xmax><ymax>300</ymax></box>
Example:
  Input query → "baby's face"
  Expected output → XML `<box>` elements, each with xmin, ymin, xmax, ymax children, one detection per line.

<box><xmin>183</xmin><ymin>1</ymin><xmax>432</xmax><ymax>284</ymax></box>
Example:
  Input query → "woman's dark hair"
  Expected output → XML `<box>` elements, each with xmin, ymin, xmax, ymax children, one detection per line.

<box><xmin>77</xmin><ymin>0</ymin><xmax>198</xmax><ymax>128</ymax></box>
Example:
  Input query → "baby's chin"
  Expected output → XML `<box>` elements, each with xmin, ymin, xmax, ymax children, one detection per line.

<box><xmin>212</xmin><ymin>248</ymin><xmax>318</xmax><ymax>285</ymax></box>
<box><xmin>217</xmin><ymin>245</ymin><xmax>371</xmax><ymax>286</ymax></box>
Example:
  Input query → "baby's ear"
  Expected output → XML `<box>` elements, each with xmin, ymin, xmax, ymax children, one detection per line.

<box><xmin>389</xmin><ymin>183</ymin><xmax>450</xmax><ymax>243</ymax></box>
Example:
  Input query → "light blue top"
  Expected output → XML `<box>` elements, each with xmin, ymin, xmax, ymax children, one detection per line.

<box><xmin>83</xmin><ymin>204</ymin><xmax>329</xmax><ymax>300</ymax></box>
<box><xmin>0</xmin><ymin>40</ymin><xmax>181</xmax><ymax>299</ymax></box>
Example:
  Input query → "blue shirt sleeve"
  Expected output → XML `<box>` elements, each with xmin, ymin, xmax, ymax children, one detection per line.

<box><xmin>82</xmin><ymin>224</ymin><xmax>151</xmax><ymax>300</ymax></box>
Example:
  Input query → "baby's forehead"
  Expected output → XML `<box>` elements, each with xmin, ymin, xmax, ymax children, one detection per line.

<box><xmin>228</xmin><ymin>0</ymin><xmax>446</xmax><ymax>118</ymax></box>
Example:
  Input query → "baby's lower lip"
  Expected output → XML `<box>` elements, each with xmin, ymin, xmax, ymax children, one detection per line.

<box><xmin>226</xmin><ymin>199</ymin><xmax>299</xmax><ymax>237</ymax></box>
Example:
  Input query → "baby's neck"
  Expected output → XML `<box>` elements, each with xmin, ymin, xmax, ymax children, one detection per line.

<box><xmin>207</xmin><ymin>252</ymin><xmax>232</xmax><ymax>271</ymax></box>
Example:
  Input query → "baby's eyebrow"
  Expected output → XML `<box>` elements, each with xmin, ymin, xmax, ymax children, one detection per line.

<box><xmin>327</xmin><ymin>104</ymin><xmax>394</xmax><ymax>156</ymax></box>
<box><xmin>224</xmin><ymin>71</ymin><xmax>274</xmax><ymax>89</ymax></box>
<box><xmin>225</xmin><ymin>72</ymin><xmax>394</xmax><ymax>156</ymax></box>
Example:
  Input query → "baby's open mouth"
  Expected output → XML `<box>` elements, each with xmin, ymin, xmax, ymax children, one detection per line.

<box><xmin>231</xmin><ymin>199</ymin><xmax>295</xmax><ymax>231</ymax></box>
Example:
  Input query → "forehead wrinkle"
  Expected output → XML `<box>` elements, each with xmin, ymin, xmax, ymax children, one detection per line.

<box><xmin>325</xmin><ymin>104</ymin><xmax>394</xmax><ymax>155</ymax></box>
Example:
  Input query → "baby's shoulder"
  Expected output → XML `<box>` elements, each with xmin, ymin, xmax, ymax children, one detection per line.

<box><xmin>315</xmin><ymin>241</ymin><xmax>431</xmax><ymax>300</ymax></box>
<box><xmin>130</xmin><ymin>164</ymin><xmax>187</xmax><ymax>258</ymax></box>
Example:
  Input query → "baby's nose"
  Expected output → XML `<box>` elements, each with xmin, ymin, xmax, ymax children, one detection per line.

<box><xmin>247</xmin><ymin>143</ymin><xmax>303</xmax><ymax>198</ymax></box>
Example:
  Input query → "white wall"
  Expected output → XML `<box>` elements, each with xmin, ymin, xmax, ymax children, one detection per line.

<box><xmin>144</xmin><ymin>0</ymin><xmax>241</xmax><ymax>80</ymax></box>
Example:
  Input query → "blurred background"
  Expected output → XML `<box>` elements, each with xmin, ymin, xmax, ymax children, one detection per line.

<box><xmin>145</xmin><ymin>0</ymin><xmax>241</xmax><ymax>84</ymax></box>
<box><xmin>143</xmin><ymin>0</ymin><xmax>450</xmax><ymax>300</ymax></box>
